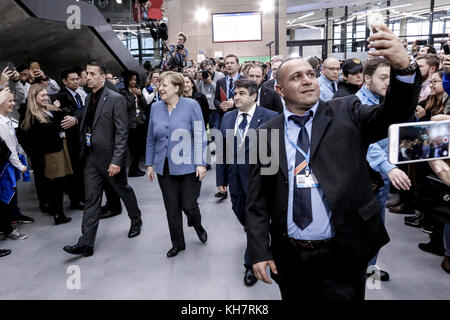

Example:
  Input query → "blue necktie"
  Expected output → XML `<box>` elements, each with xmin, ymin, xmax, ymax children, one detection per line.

<box><xmin>331</xmin><ymin>82</ymin><xmax>337</xmax><ymax>93</ymax></box>
<box><xmin>75</xmin><ymin>93</ymin><xmax>83</xmax><ymax>109</ymax></box>
<box><xmin>228</xmin><ymin>78</ymin><xmax>235</xmax><ymax>99</ymax></box>
<box><xmin>289</xmin><ymin>112</ymin><xmax>313</xmax><ymax>230</ymax></box>
<box><xmin>238</xmin><ymin>113</ymin><xmax>248</xmax><ymax>134</ymax></box>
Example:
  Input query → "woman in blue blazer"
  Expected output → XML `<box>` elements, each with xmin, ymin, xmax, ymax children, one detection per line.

<box><xmin>145</xmin><ymin>71</ymin><xmax>208</xmax><ymax>258</ymax></box>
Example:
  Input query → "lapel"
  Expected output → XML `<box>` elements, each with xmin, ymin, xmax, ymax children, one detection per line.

<box><xmin>266</xmin><ymin>114</ymin><xmax>288</xmax><ymax>180</ymax></box>
<box><xmin>92</xmin><ymin>87</ymin><xmax>109</xmax><ymax>130</ymax></box>
<box><xmin>249</xmin><ymin>105</ymin><xmax>263</xmax><ymax>130</ymax></box>
<box><xmin>63</xmin><ymin>88</ymin><xmax>78</xmax><ymax>109</ymax></box>
<box><xmin>310</xmin><ymin>100</ymin><xmax>332</xmax><ymax>161</ymax></box>
<box><xmin>80</xmin><ymin>93</ymin><xmax>90</xmax><ymax>131</ymax></box>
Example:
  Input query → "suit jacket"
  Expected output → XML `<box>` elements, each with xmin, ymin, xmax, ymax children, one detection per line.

<box><xmin>216</xmin><ymin>105</ymin><xmax>277</xmax><ymax>193</ymax></box>
<box><xmin>119</xmin><ymin>88</ymin><xmax>147</xmax><ymax>129</ymax></box>
<box><xmin>261</xmin><ymin>78</ymin><xmax>276</xmax><ymax>91</ymax></box>
<box><xmin>51</xmin><ymin>87</ymin><xmax>83</xmax><ymax>166</ymax></box>
<box><xmin>78</xmin><ymin>86</ymin><xmax>129</xmax><ymax>170</ymax></box>
<box><xmin>259</xmin><ymin>86</ymin><xmax>283</xmax><ymax>113</ymax></box>
<box><xmin>145</xmin><ymin>97</ymin><xmax>206</xmax><ymax>176</ymax></box>
<box><xmin>214</xmin><ymin>75</ymin><xmax>244</xmax><ymax>113</ymax></box>
<box><xmin>245</xmin><ymin>69</ymin><xmax>421</xmax><ymax>279</ymax></box>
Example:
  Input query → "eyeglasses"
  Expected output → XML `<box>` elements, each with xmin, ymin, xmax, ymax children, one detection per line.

<box><xmin>324</xmin><ymin>67</ymin><xmax>340</xmax><ymax>72</ymax></box>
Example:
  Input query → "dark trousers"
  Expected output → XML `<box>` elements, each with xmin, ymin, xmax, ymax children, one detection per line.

<box><xmin>103</xmin><ymin>179</ymin><xmax>122</xmax><ymax>212</ymax></box>
<box><xmin>157</xmin><ymin>161</ymin><xmax>202</xmax><ymax>249</ymax></box>
<box><xmin>77</xmin><ymin>152</ymin><xmax>141</xmax><ymax>248</ymax></box>
<box><xmin>0</xmin><ymin>199</ymin><xmax>14</xmax><ymax>235</ymax></box>
<box><xmin>33</xmin><ymin>168</ymin><xmax>51</xmax><ymax>207</ymax></box>
<box><xmin>65</xmin><ymin>169</ymin><xmax>85</xmax><ymax>203</ymax></box>
<box><xmin>229</xmin><ymin>179</ymin><xmax>250</xmax><ymax>268</ymax></box>
<box><xmin>48</xmin><ymin>178</ymin><xmax>65</xmax><ymax>216</ymax></box>
<box><xmin>128</xmin><ymin>125</ymin><xmax>145</xmax><ymax>171</ymax></box>
<box><xmin>275</xmin><ymin>238</ymin><xmax>366</xmax><ymax>300</ymax></box>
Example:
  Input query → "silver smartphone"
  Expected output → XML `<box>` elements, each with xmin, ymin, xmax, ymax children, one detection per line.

<box><xmin>388</xmin><ymin>120</ymin><xmax>450</xmax><ymax>165</ymax></box>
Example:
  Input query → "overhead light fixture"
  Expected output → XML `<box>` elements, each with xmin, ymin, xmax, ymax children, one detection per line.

<box><xmin>391</xmin><ymin>9</ymin><xmax>428</xmax><ymax>20</ymax></box>
<box><xmin>352</xmin><ymin>3</ymin><xmax>412</xmax><ymax>16</ymax></box>
<box><xmin>288</xmin><ymin>12</ymin><xmax>314</xmax><ymax>25</ymax></box>
<box><xmin>116</xmin><ymin>0</ymin><xmax>122</xmax><ymax>4</ymax></box>
<box><xmin>195</xmin><ymin>8</ymin><xmax>209</xmax><ymax>23</ymax></box>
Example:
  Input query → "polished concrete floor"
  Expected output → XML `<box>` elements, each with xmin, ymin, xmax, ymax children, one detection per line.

<box><xmin>0</xmin><ymin>167</ymin><xmax>449</xmax><ymax>300</ymax></box>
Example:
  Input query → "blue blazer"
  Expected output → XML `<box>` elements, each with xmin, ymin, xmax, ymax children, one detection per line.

<box><xmin>145</xmin><ymin>97</ymin><xmax>206</xmax><ymax>175</ymax></box>
<box><xmin>216</xmin><ymin>105</ymin><xmax>277</xmax><ymax>193</ymax></box>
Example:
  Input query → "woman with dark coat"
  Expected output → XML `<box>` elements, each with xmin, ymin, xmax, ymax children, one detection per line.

<box><xmin>182</xmin><ymin>74</ymin><xmax>209</xmax><ymax>129</ymax></box>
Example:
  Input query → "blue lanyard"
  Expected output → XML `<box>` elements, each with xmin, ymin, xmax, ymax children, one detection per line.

<box><xmin>285</xmin><ymin>120</ymin><xmax>310</xmax><ymax>171</ymax></box>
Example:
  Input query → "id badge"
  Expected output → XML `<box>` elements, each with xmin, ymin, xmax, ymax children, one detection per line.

<box><xmin>59</xmin><ymin>131</ymin><xmax>66</xmax><ymax>139</ymax></box>
<box><xmin>206</xmin><ymin>93</ymin><xmax>213</xmax><ymax>99</ymax></box>
<box><xmin>296</xmin><ymin>173</ymin><xmax>319</xmax><ymax>188</ymax></box>
<box><xmin>86</xmin><ymin>133</ymin><xmax>92</xmax><ymax>147</ymax></box>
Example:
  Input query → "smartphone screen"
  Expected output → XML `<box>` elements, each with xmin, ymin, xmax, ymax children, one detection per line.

<box><xmin>389</xmin><ymin>121</ymin><xmax>450</xmax><ymax>164</ymax></box>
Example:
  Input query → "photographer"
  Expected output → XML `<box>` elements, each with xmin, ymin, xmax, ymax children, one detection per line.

<box><xmin>168</xmin><ymin>32</ymin><xmax>189</xmax><ymax>70</ymax></box>
<box><xmin>196</xmin><ymin>59</ymin><xmax>224</xmax><ymax>130</ymax></box>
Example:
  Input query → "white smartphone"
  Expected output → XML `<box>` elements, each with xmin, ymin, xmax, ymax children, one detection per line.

<box><xmin>367</xmin><ymin>11</ymin><xmax>385</xmax><ymax>35</ymax></box>
<box><xmin>388</xmin><ymin>120</ymin><xmax>450</xmax><ymax>165</ymax></box>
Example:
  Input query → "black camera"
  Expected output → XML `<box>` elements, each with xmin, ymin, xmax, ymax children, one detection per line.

<box><xmin>176</xmin><ymin>44</ymin><xmax>184</xmax><ymax>51</ymax></box>
<box><xmin>201</xmin><ymin>70</ymin><xmax>211</xmax><ymax>80</ymax></box>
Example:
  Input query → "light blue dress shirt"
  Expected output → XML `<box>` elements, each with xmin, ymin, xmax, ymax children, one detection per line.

<box><xmin>356</xmin><ymin>86</ymin><xmax>396</xmax><ymax>178</ymax></box>
<box><xmin>225</xmin><ymin>73</ymin><xmax>241</xmax><ymax>99</ymax></box>
<box><xmin>317</xmin><ymin>75</ymin><xmax>338</xmax><ymax>102</ymax></box>
<box><xmin>284</xmin><ymin>103</ymin><xmax>334</xmax><ymax>240</ymax></box>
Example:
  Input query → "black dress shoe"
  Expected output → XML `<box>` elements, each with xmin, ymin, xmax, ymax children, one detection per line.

<box><xmin>404</xmin><ymin>212</ymin><xmax>422</xmax><ymax>223</ymax></box>
<box><xmin>100</xmin><ymin>210</ymin><xmax>122</xmax><ymax>220</ymax></box>
<box><xmin>128</xmin><ymin>168</ymin><xmax>146</xmax><ymax>177</ymax></box>
<box><xmin>418</xmin><ymin>242</ymin><xmax>445</xmax><ymax>256</ymax></box>
<box><xmin>54</xmin><ymin>214</ymin><xmax>72</xmax><ymax>225</ymax></box>
<box><xmin>128</xmin><ymin>219</ymin><xmax>142</xmax><ymax>238</ymax></box>
<box><xmin>367</xmin><ymin>269</ymin><xmax>390</xmax><ymax>281</ymax></box>
<box><xmin>63</xmin><ymin>244</ymin><xmax>93</xmax><ymax>257</ymax></box>
<box><xmin>194</xmin><ymin>225</ymin><xmax>207</xmax><ymax>243</ymax></box>
<box><xmin>389</xmin><ymin>203</ymin><xmax>414</xmax><ymax>214</ymax></box>
<box><xmin>215</xmin><ymin>191</ymin><xmax>227</xmax><ymax>200</ymax></box>
<box><xmin>0</xmin><ymin>249</ymin><xmax>11</xmax><ymax>257</ymax></box>
<box><xmin>404</xmin><ymin>213</ymin><xmax>424</xmax><ymax>228</ymax></box>
<box><xmin>244</xmin><ymin>267</ymin><xmax>258</xmax><ymax>286</ymax></box>
<box><xmin>70</xmin><ymin>201</ymin><xmax>85</xmax><ymax>210</ymax></box>
<box><xmin>167</xmin><ymin>247</ymin><xmax>185</xmax><ymax>258</ymax></box>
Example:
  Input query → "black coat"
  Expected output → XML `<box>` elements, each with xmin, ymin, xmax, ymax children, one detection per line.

<box><xmin>259</xmin><ymin>86</ymin><xmax>283</xmax><ymax>113</ymax></box>
<box><xmin>245</xmin><ymin>68</ymin><xmax>421</xmax><ymax>284</ymax></box>
<box><xmin>190</xmin><ymin>91</ymin><xmax>209</xmax><ymax>128</ymax></box>
<box><xmin>332</xmin><ymin>81</ymin><xmax>361</xmax><ymax>99</ymax></box>
<box><xmin>119</xmin><ymin>88</ymin><xmax>147</xmax><ymax>129</ymax></box>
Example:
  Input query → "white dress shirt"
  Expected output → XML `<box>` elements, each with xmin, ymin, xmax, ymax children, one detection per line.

<box><xmin>234</xmin><ymin>103</ymin><xmax>256</xmax><ymax>138</ymax></box>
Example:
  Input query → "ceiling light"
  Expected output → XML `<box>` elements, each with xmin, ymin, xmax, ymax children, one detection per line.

<box><xmin>195</xmin><ymin>8</ymin><xmax>209</xmax><ymax>23</ymax></box>
<box><xmin>260</xmin><ymin>0</ymin><xmax>275</xmax><ymax>14</ymax></box>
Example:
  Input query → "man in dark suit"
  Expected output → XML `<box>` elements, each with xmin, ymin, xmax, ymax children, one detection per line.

<box><xmin>261</xmin><ymin>60</ymin><xmax>283</xmax><ymax>92</ymax></box>
<box><xmin>50</xmin><ymin>69</ymin><xmax>86</xmax><ymax>210</ymax></box>
<box><xmin>214</xmin><ymin>54</ymin><xmax>244</xmax><ymax>200</ymax></box>
<box><xmin>246</xmin><ymin>26</ymin><xmax>421</xmax><ymax>300</ymax></box>
<box><xmin>61</xmin><ymin>60</ymin><xmax>143</xmax><ymax>257</ymax></box>
<box><xmin>216</xmin><ymin>79</ymin><xmax>277</xmax><ymax>286</ymax></box>
<box><xmin>247</xmin><ymin>64</ymin><xmax>283</xmax><ymax>113</ymax></box>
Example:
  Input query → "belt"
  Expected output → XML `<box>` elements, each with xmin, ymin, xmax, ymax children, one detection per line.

<box><xmin>289</xmin><ymin>237</ymin><xmax>334</xmax><ymax>250</ymax></box>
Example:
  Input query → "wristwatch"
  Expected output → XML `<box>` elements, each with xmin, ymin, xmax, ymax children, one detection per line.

<box><xmin>394</xmin><ymin>55</ymin><xmax>418</xmax><ymax>75</ymax></box>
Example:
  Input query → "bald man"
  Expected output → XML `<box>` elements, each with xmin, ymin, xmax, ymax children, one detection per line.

<box><xmin>317</xmin><ymin>57</ymin><xmax>340</xmax><ymax>101</ymax></box>
<box><xmin>245</xmin><ymin>25</ymin><xmax>421</xmax><ymax>300</ymax></box>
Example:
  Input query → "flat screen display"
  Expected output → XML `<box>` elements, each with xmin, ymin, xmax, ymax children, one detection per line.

<box><xmin>212</xmin><ymin>12</ymin><xmax>262</xmax><ymax>43</ymax></box>
<box><xmin>398</xmin><ymin>122</ymin><xmax>450</xmax><ymax>162</ymax></box>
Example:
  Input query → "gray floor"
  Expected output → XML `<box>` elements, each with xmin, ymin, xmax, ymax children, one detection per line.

<box><xmin>0</xmin><ymin>168</ymin><xmax>449</xmax><ymax>300</ymax></box>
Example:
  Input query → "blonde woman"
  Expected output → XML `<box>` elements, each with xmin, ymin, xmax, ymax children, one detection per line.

<box><xmin>21</xmin><ymin>84</ymin><xmax>72</xmax><ymax>225</ymax></box>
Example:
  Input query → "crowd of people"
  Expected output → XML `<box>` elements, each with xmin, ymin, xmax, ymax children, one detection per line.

<box><xmin>0</xmin><ymin>26</ymin><xmax>449</xmax><ymax>300</ymax></box>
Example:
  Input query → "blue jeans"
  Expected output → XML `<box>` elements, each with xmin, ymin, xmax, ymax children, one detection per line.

<box><xmin>368</xmin><ymin>177</ymin><xmax>389</xmax><ymax>267</ymax></box>
<box><xmin>444</xmin><ymin>224</ymin><xmax>450</xmax><ymax>257</ymax></box>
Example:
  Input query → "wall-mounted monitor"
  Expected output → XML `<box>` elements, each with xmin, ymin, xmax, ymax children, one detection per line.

<box><xmin>212</xmin><ymin>11</ymin><xmax>262</xmax><ymax>43</ymax></box>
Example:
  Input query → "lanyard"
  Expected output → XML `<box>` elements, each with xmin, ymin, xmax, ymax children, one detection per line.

<box><xmin>285</xmin><ymin>120</ymin><xmax>310</xmax><ymax>172</ymax></box>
